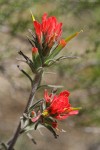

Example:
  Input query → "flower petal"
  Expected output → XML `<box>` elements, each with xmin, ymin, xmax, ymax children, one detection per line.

<box><xmin>44</xmin><ymin>89</ymin><xmax>51</xmax><ymax>102</ymax></box>
<box><xmin>69</xmin><ymin>110</ymin><xmax>79</xmax><ymax>115</ymax></box>
<box><xmin>31</xmin><ymin>115</ymin><xmax>40</xmax><ymax>122</ymax></box>
<box><xmin>59</xmin><ymin>90</ymin><xmax>70</xmax><ymax>97</ymax></box>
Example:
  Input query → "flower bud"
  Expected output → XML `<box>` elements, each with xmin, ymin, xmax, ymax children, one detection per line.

<box><xmin>59</xmin><ymin>39</ymin><xmax>67</xmax><ymax>48</ymax></box>
<box><xmin>32</xmin><ymin>47</ymin><xmax>38</xmax><ymax>55</ymax></box>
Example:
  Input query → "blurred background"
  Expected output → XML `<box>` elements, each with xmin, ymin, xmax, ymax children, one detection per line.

<box><xmin>0</xmin><ymin>0</ymin><xmax>100</xmax><ymax>150</ymax></box>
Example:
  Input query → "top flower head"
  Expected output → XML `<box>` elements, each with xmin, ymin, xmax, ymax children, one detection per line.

<box><xmin>31</xmin><ymin>13</ymin><xmax>64</xmax><ymax>58</ymax></box>
<box><xmin>33</xmin><ymin>13</ymin><xmax>62</xmax><ymax>46</ymax></box>
<box><xmin>29</xmin><ymin>12</ymin><xmax>82</xmax><ymax>70</ymax></box>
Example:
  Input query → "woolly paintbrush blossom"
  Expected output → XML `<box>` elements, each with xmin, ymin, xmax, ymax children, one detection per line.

<box><xmin>33</xmin><ymin>13</ymin><xmax>62</xmax><ymax>45</ymax></box>
<box><xmin>29</xmin><ymin>12</ymin><xmax>82</xmax><ymax>68</ymax></box>
<box><xmin>42</xmin><ymin>90</ymin><xmax>80</xmax><ymax>120</ymax></box>
<box><xmin>31</xmin><ymin>13</ymin><xmax>64</xmax><ymax>58</ymax></box>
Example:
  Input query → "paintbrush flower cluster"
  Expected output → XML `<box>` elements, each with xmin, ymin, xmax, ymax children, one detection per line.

<box><xmin>20</xmin><ymin>13</ymin><xmax>82</xmax><ymax>138</ymax></box>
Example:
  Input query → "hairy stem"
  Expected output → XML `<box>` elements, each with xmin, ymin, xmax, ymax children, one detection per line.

<box><xmin>7</xmin><ymin>71</ymin><xmax>43</xmax><ymax>150</ymax></box>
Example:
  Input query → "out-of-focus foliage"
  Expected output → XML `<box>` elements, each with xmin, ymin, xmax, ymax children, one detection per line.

<box><xmin>0</xmin><ymin>0</ymin><xmax>53</xmax><ymax>34</ymax></box>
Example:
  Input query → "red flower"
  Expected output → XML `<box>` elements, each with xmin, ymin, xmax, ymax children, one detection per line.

<box><xmin>43</xmin><ymin>90</ymin><xmax>79</xmax><ymax>120</ymax></box>
<box><xmin>32</xmin><ymin>47</ymin><xmax>38</xmax><ymax>54</ymax></box>
<box><xmin>30</xmin><ymin>12</ymin><xmax>82</xmax><ymax>66</ymax></box>
<box><xmin>59</xmin><ymin>39</ymin><xmax>67</xmax><ymax>48</ymax></box>
<box><xmin>33</xmin><ymin>13</ymin><xmax>62</xmax><ymax>46</ymax></box>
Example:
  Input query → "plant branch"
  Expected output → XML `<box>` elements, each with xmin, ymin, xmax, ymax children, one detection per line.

<box><xmin>7</xmin><ymin>70</ymin><xmax>43</xmax><ymax>150</ymax></box>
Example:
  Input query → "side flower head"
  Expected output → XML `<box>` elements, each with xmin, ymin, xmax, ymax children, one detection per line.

<box><xmin>43</xmin><ymin>90</ymin><xmax>80</xmax><ymax>120</ymax></box>
<box><xmin>27</xmin><ymin>90</ymin><xmax>81</xmax><ymax>135</ymax></box>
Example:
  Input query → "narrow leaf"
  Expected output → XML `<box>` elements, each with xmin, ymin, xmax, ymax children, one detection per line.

<box><xmin>45</xmin><ymin>30</ymin><xmax>83</xmax><ymax>62</ymax></box>
<box><xmin>26</xmin><ymin>133</ymin><xmax>37</xmax><ymax>144</ymax></box>
<box><xmin>65</xmin><ymin>30</ymin><xmax>83</xmax><ymax>42</ymax></box>
<box><xmin>29</xmin><ymin>99</ymin><xmax>44</xmax><ymax>112</ymax></box>
<box><xmin>44</xmin><ymin>124</ymin><xmax>58</xmax><ymax>139</ymax></box>
<box><xmin>24</xmin><ymin>123</ymin><xmax>36</xmax><ymax>132</ymax></box>
<box><xmin>38</xmin><ymin>84</ymin><xmax>63</xmax><ymax>89</ymax></box>
<box><xmin>34</xmin><ymin>121</ymin><xmax>40</xmax><ymax>130</ymax></box>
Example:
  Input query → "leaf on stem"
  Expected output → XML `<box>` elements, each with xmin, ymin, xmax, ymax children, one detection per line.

<box><xmin>38</xmin><ymin>84</ymin><xmax>64</xmax><ymax>90</ymax></box>
<box><xmin>29</xmin><ymin>99</ymin><xmax>44</xmax><ymax>112</ymax></box>
<box><xmin>17</xmin><ymin>65</ymin><xmax>33</xmax><ymax>86</ymax></box>
<box><xmin>18</xmin><ymin>51</ymin><xmax>36</xmax><ymax>73</ymax></box>
<box><xmin>45</xmin><ymin>55</ymin><xmax>79</xmax><ymax>66</ymax></box>
<box><xmin>26</xmin><ymin>133</ymin><xmax>37</xmax><ymax>145</ymax></box>
<box><xmin>44</xmin><ymin>124</ymin><xmax>58</xmax><ymax>139</ymax></box>
<box><xmin>34</xmin><ymin>121</ymin><xmax>40</xmax><ymax>130</ymax></box>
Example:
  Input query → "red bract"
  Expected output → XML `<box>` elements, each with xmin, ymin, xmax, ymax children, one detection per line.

<box><xmin>30</xmin><ymin>13</ymin><xmax>81</xmax><ymax>65</ymax></box>
<box><xmin>32</xmin><ymin>47</ymin><xmax>38</xmax><ymax>54</ymax></box>
<box><xmin>44</xmin><ymin>90</ymin><xmax>79</xmax><ymax>120</ymax></box>
<box><xmin>33</xmin><ymin>13</ymin><xmax>62</xmax><ymax>45</ymax></box>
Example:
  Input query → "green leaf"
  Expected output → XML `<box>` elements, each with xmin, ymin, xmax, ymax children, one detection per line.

<box><xmin>44</xmin><ymin>124</ymin><xmax>58</xmax><ymax>139</ymax></box>
<box><xmin>29</xmin><ymin>99</ymin><xmax>44</xmax><ymax>112</ymax></box>
<box><xmin>32</xmin><ymin>54</ymin><xmax>42</xmax><ymax>70</ymax></box>
<box><xmin>65</xmin><ymin>31</ymin><xmax>80</xmax><ymax>42</ymax></box>
<box><xmin>46</xmin><ymin>44</ymin><xmax>64</xmax><ymax>61</ymax></box>
<box><xmin>34</xmin><ymin>121</ymin><xmax>40</xmax><ymax>130</ymax></box>
<box><xmin>24</xmin><ymin>123</ymin><xmax>36</xmax><ymax>132</ymax></box>
<box><xmin>45</xmin><ymin>31</ymin><xmax>82</xmax><ymax>64</ymax></box>
<box><xmin>35</xmin><ymin>37</ymin><xmax>44</xmax><ymax>65</ymax></box>
<box><xmin>38</xmin><ymin>84</ymin><xmax>63</xmax><ymax>89</ymax></box>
